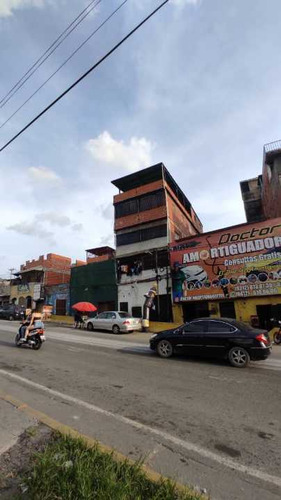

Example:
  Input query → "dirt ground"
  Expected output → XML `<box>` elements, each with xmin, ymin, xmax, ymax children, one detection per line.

<box><xmin>0</xmin><ymin>423</ymin><xmax>54</xmax><ymax>499</ymax></box>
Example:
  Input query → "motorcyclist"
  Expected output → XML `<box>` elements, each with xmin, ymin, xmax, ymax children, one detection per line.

<box><xmin>19</xmin><ymin>308</ymin><xmax>32</xmax><ymax>339</ymax></box>
<box><xmin>20</xmin><ymin>302</ymin><xmax>44</xmax><ymax>342</ymax></box>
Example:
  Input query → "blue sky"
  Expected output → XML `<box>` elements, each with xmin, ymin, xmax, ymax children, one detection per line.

<box><xmin>0</xmin><ymin>0</ymin><xmax>281</xmax><ymax>276</ymax></box>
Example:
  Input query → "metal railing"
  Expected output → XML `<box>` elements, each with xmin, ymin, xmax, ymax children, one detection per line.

<box><xmin>264</xmin><ymin>140</ymin><xmax>281</xmax><ymax>153</ymax></box>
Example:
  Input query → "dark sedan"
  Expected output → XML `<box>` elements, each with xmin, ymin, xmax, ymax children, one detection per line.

<box><xmin>149</xmin><ymin>318</ymin><xmax>271</xmax><ymax>368</ymax></box>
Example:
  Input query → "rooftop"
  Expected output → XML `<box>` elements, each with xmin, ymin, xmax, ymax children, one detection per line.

<box><xmin>112</xmin><ymin>163</ymin><xmax>198</xmax><ymax>220</ymax></box>
<box><xmin>85</xmin><ymin>246</ymin><xmax>115</xmax><ymax>256</ymax></box>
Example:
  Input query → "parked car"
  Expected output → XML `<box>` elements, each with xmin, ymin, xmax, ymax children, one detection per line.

<box><xmin>0</xmin><ymin>304</ymin><xmax>25</xmax><ymax>321</ymax></box>
<box><xmin>149</xmin><ymin>318</ymin><xmax>271</xmax><ymax>368</ymax></box>
<box><xmin>86</xmin><ymin>311</ymin><xmax>142</xmax><ymax>334</ymax></box>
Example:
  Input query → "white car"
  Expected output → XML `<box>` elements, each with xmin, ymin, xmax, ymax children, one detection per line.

<box><xmin>85</xmin><ymin>311</ymin><xmax>142</xmax><ymax>334</ymax></box>
<box><xmin>181</xmin><ymin>265</ymin><xmax>208</xmax><ymax>284</ymax></box>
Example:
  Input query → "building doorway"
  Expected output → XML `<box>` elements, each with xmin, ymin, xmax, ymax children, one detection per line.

<box><xmin>219</xmin><ymin>301</ymin><xmax>236</xmax><ymax>319</ymax></box>
<box><xmin>182</xmin><ymin>301</ymin><xmax>209</xmax><ymax>322</ymax></box>
<box><xmin>98</xmin><ymin>301</ymin><xmax>116</xmax><ymax>313</ymax></box>
<box><xmin>256</xmin><ymin>304</ymin><xmax>281</xmax><ymax>329</ymax></box>
<box><xmin>56</xmin><ymin>299</ymin><xmax>66</xmax><ymax>316</ymax></box>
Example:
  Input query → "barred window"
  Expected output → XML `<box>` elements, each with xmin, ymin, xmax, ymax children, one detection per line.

<box><xmin>115</xmin><ymin>190</ymin><xmax>165</xmax><ymax>219</ymax></box>
<box><xmin>116</xmin><ymin>224</ymin><xmax>167</xmax><ymax>247</ymax></box>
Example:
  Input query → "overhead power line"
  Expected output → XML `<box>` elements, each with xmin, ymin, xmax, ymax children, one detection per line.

<box><xmin>0</xmin><ymin>0</ymin><xmax>169</xmax><ymax>153</ymax></box>
<box><xmin>0</xmin><ymin>0</ymin><xmax>103</xmax><ymax>109</ymax></box>
<box><xmin>0</xmin><ymin>0</ymin><xmax>128</xmax><ymax>131</ymax></box>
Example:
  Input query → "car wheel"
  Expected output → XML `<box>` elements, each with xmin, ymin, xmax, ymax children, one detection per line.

<box><xmin>112</xmin><ymin>325</ymin><xmax>120</xmax><ymax>334</ymax></box>
<box><xmin>228</xmin><ymin>346</ymin><xmax>250</xmax><ymax>368</ymax></box>
<box><xmin>9</xmin><ymin>315</ymin><xmax>14</xmax><ymax>321</ymax></box>
<box><xmin>157</xmin><ymin>339</ymin><xmax>173</xmax><ymax>358</ymax></box>
<box><xmin>87</xmin><ymin>322</ymin><xmax>94</xmax><ymax>331</ymax></box>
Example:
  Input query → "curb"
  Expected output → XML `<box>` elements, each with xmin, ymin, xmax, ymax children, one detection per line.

<box><xmin>0</xmin><ymin>390</ymin><xmax>205</xmax><ymax>499</ymax></box>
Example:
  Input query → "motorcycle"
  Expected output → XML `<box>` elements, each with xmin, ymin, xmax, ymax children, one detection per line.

<box><xmin>15</xmin><ymin>326</ymin><xmax>46</xmax><ymax>350</ymax></box>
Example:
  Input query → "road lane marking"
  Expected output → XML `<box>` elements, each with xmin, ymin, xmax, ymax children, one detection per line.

<box><xmin>1</xmin><ymin>368</ymin><xmax>281</xmax><ymax>489</ymax></box>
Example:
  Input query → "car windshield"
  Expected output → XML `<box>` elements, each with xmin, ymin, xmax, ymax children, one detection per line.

<box><xmin>118</xmin><ymin>312</ymin><xmax>131</xmax><ymax>318</ymax></box>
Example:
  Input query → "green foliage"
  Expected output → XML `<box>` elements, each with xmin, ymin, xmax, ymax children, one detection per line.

<box><xmin>25</xmin><ymin>434</ymin><xmax>202</xmax><ymax>500</ymax></box>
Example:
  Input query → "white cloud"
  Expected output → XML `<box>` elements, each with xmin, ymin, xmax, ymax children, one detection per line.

<box><xmin>37</xmin><ymin>212</ymin><xmax>71</xmax><ymax>227</ymax></box>
<box><xmin>6</xmin><ymin>221</ymin><xmax>54</xmax><ymax>242</ymax></box>
<box><xmin>0</xmin><ymin>0</ymin><xmax>44</xmax><ymax>17</ymax></box>
<box><xmin>86</xmin><ymin>131</ymin><xmax>154</xmax><ymax>172</ymax></box>
<box><xmin>28</xmin><ymin>166</ymin><xmax>61</xmax><ymax>184</ymax></box>
<box><xmin>72</xmin><ymin>223</ymin><xmax>83</xmax><ymax>232</ymax></box>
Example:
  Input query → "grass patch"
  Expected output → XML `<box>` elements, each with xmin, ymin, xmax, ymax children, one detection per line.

<box><xmin>24</xmin><ymin>434</ymin><xmax>202</xmax><ymax>500</ymax></box>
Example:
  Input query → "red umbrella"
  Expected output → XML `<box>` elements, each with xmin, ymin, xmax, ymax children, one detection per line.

<box><xmin>72</xmin><ymin>302</ymin><xmax>97</xmax><ymax>313</ymax></box>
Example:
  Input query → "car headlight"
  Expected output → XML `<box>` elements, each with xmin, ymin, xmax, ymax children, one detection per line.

<box><xmin>150</xmin><ymin>334</ymin><xmax>158</xmax><ymax>340</ymax></box>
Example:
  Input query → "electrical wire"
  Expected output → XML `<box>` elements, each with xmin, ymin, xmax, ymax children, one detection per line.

<box><xmin>0</xmin><ymin>0</ymin><xmax>128</xmax><ymax>131</ymax></box>
<box><xmin>0</xmin><ymin>0</ymin><xmax>103</xmax><ymax>109</ymax></box>
<box><xmin>0</xmin><ymin>0</ymin><xmax>169</xmax><ymax>153</ymax></box>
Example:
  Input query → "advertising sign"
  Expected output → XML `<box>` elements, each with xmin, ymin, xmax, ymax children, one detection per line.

<box><xmin>33</xmin><ymin>283</ymin><xmax>41</xmax><ymax>300</ymax></box>
<box><xmin>170</xmin><ymin>218</ymin><xmax>281</xmax><ymax>302</ymax></box>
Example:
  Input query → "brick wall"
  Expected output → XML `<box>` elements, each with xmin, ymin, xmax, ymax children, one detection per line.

<box><xmin>113</xmin><ymin>180</ymin><xmax>164</xmax><ymax>203</ymax></box>
<box><xmin>87</xmin><ymin>254</ymin><xmax>112</xmax><ymax>264</ymax></box>
<box><xmin>262</xmin><ymin>157</ymin><xmax>281</xmax><ymax>219</ymax></box>
<box><xmin>114</xmin><ymin>206</ymin><xmax>167</xmax><ymax>231</ymax></box>
<box><xmin>21</xmin><ymin>253</ymin><xmax>71</xmax><ymax>271</ymax></box>
<box><xmin>21</xmin><ymin>253</ymin><xmax>71</xmax><ymax>286</ymax></box>
<box><xmin>166</xmin><ymin>186</ymin><xmax>202</xmax><ymax>240</ymax></box>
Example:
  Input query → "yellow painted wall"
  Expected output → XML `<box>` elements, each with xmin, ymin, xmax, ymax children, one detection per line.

<box><xmin>233</xmin><ymin>297</ymin><xmax>280</xmax><ymax>323</ymax></box>
<box><xmin>172</xmin><ymin>296</ymin><xmax>281</xmax><ymax>326</ymax></box>
<box><xmin>10</xmin><ymin>284</ymin><xmax>36</xmax><ymax>303</ymax></box>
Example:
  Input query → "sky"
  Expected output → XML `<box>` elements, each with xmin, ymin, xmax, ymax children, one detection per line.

<box><xmin>0</xmin><ymin>0</ymin><xmax>281</xmax><ymax>277</ymax></box>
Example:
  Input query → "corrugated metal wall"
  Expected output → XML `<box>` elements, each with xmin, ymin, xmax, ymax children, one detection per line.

<box><xmin>70</xmin><ymin>260</ymin><xmax>117</xmax><ymax>311</ymax></box>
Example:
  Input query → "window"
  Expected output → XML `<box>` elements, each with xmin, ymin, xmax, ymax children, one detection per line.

<box><xmin>116</xmin><ymin>224</ymin><xmax>167</xmax><ymax>247</ymax></box>
<box><xmin>115</xmin><ymin>190</ymin><xmax>165</xmax><ymax>219</ymax></box>
<box><xmin>132</xmin><ymin>306</ymin><xmax>142</xmax><ymax>318</ymax></box>
<box><xmin>208</xmin><ymin>321</ymin><xmax>235</xmax><ymax>333</ymax></box>
<box><xmin>139</xmin><ymin>191</ymin><xmax>165</xmax><ymax>212</ymax></box>
<box><xmin>115</xmin><ymin>199</ymin><xmax>138</xmax><ymax>218</ymax></box>
<box><xmin>116</xmin><ymin>231</ymin><xmax>140</xmax><ymax>246</ymax></box>
<box><xmin>119</xmin><ymin>302</ymin><xmax>128</xmax><ymax>312</ymax></box>
<box><xmin>97</xmin><ymin>312</ymin><xmax>107</xmax><ymax>319</ymax></box>
<box><xmin>105</xmin><ymin>312</ymin><xmax>116</xmax><ymax>319</ymax></box>
<box><xmin>183</xmin><ymin>321</ymin><xmax>208</xmax><ymax>333</ymax></box>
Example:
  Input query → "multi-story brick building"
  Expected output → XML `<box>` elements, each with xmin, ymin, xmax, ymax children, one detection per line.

<box><xmin>240</xmin><ymin>140</ymin><xmax>281</xmax><ymax>223</ymax></box>
<box><xmin>11</xmin><ymin>253</ymin><xmax>71</xmax><ymax>313</ymax></box>
<box><xmin>112</xmin><ymin>163</ymin><xmax>202</xmax><ymax>322</ymax></box>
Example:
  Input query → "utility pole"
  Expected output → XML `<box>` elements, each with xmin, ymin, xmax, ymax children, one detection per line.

<box><xmin>9</xmin><ymin>268</ymin><xmax>16</xmax><ymax>279</ymax></box>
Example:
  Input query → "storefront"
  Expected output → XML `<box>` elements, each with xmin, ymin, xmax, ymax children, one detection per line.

<box><xmin>170</xmin><ymin>218</ymin><xmax>281</xmax><ymax>327</ymax></box>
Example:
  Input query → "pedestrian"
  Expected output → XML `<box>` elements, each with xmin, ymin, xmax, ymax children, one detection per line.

<box><xmin>74</xmin><ymin>311</ymin><xmax>83</xmax><ymax>329</ymax></box>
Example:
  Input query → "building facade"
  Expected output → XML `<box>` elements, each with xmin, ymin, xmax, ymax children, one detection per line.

<box><xmin>112</xmin><ymin>163</ymin><xmax>202</xmax><ymax>321</ymax></box>
<box><xmin>170</xmin><ymin>218</ymin><xmax>281</xmax><ymax>328</ymax></box>
<box><xmin>0</xmin><ymin>279</ymin><xmax>10</xmax><ymax>306</ymax></box>
<box><xmin>10</xmin><ymin>253</ymin><xmax>71</xmax><ymax>311</ymax></box>
<box><xmin>241</xmin><ymin>140</ymin><xmax>281</xmax><ymax>223</ymax></box>
<box><xmin>70</xmin><ymin>247</ymin><xmax>117</xmax><ymax>313</ymax></box>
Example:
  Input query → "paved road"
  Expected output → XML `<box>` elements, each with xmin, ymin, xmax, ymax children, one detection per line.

<box><xmin>0</xmin><ymin>320</ymin><xmax>281</xmax><ymax>500</ymax></box>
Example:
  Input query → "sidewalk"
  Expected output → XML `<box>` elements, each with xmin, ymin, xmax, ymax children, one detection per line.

<box><xmin>47</xmin><ymin>315</ymin><xmax>180</xmax><ymax>334</ymax></box>
<box><xmin>0</xmin><ymin>399</ymin><xmax>36</xmax><ymax>455</ymax></box>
